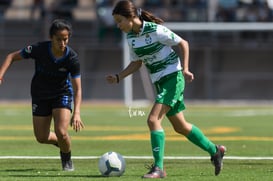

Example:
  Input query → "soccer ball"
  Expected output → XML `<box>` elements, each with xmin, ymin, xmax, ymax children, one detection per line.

<box><xmin>98</xmin><ymin>151</ymin><xmax>126</xmax><ymax>177</ymax></box>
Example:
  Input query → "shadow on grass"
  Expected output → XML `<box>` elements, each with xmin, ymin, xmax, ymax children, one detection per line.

<box><xmin>3</xmin><ymin>168</ymin><xmax>38</xmax><ymax>172</ymax></box>
<box><xmin>8</xmin><ymin>175</ymin><xmax>104</xmax><ymax>178</ymax></box>
<box><xmin>1</xmin><ymin>168</ymin><xmax>109</xmax><ymax>179</ymax></box>
<box><xmin>227</xmin><ymin>161</ymin><xmax>273</xmax><ymax>166</ymax></box>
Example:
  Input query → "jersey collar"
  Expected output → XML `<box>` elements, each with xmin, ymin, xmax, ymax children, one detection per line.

<box><xmin>48</xmin><ymin>42</ymin><xmax>70</xmax><ymax>63</ymax></box>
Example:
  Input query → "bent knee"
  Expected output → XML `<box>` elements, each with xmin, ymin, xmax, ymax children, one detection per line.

<box><xmin>147</xmin><ymin>118</ymin><xmax>163</xmax><ymax>130</ymax></box>
<box><xmin>147</xmin><ymin>118</ymin><xmax>157</xmax><ymax>127</ymax></box>
<box><xmin>55</xmin><ymin>131</ymin><xmax>70</xmax><ymax>141</ymax></box>
<box><xmin>35</xmin><ymin>136</ymin><xmax>48</xmax><ymax>144</ymax></box>
<box><xmin>173</xmin><ymin>127</ymin><xmax>191</xmax><ymax>136</ymax></box>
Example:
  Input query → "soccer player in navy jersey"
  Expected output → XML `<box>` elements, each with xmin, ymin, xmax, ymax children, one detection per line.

<box><xmin>0</xmin><ymin>19</ymin><xmax>84</xmax><ymax>171</ymax></box>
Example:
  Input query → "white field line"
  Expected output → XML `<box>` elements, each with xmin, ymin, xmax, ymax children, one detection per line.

<box><xmin>0</xmin><ymin>156</ymin><xmax>273</xmax><ymax>160</ymax></box>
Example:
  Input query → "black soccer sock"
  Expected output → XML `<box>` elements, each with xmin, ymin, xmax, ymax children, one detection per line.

<box><xmin>60</xmin><ymin>151</ymin><xmax>71</xmax><ymax>161</ymax></box>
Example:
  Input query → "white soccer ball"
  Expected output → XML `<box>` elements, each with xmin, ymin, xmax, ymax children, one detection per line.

<box><xmin>98</xmin><ymin>151</ymin><xmax>126</xmax><ymax>177</ymax></box>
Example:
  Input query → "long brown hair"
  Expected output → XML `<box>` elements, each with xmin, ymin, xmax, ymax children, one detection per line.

<box><xmin>112</xmin><ymin>0</ymin><xmax>164</xmax><ymax>24</ymax></box>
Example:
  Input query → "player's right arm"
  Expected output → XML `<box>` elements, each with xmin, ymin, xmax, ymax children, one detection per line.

<box><xmin>106</xmin><ymin>60</ymin><xmax>142</xmax><ymax>84</ymax></box>
<box><xmin>0</xmin><ymin>50</ymin><xmax>23</xmax><ymax>85</ymax></box>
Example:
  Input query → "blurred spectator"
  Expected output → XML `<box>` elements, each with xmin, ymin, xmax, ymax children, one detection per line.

<box><xmin>267</xmin><ymin>0</ymin><xmax>273</xmax><ymax>20</ymax></box>
<box><xmin>163</xmin><ymin>0</ymin><xmax>185</xmax><ymax>21</ymax></box>
<box><xmin>50</xmin><ymin>0</ymin><xmax>78</xmax><ymax>20</ymax></box>
<box><xmin>238</xmin><ymin>0</ymin><xmax>257</xmax><ymax>21</ymax></box>
<box><xmin>183</xmin><ymin>0</ymin><xmax>207</xmax><ymax>21</ymax></box>
<box><xmin>133</xmin><ymin>0</ymin><xmax>145</xmax><ymax>7</ymax></box>
<box><xmin>96</xmin><ymin>0</ymin><xmax>121</xmax><ymax>42</ymax></box>
<box><xmin>216</xmin><ymin>0</ymin><xmax>239</xmax><ymax>21</ymax></box>
<box><xmin>0</xmin><ymin>0</ymin><xmax>11</xmax><ymax>20</ymax></box>
<box><xmin>30</xmin><ymin>0</ymin><xmax>47</xmax><ymax>37</ymax></box>
<box><xmin>237</xmin><ymin>0</ymin><xmax>268</xmax><ymax>21</ymax></box>
<box><xmin>248</xmin><ymin>0</ymin><xmax>268</xmax><ymax>22</ymax></box>
<box><xmin>143</xmin><ymin>0</ymin><xmax>168</xmax><ymax>19</ymax></box>
<box><xmin>143</xmin><ymin>0</ymin><xmax>163</xmax><ymax>7</ymax></box>
<box><xmin>30</xmin><ymin>0</ymin><xmax>46</xmax><ymax>20</ymax></box>
<box><xmin>208</xmin><ymin>0</ymin><xmax>219</xmax><ymax>21</ymax></box>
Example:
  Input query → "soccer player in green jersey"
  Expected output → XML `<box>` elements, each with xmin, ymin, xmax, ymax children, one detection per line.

<box><xmin>106</xmin><ymin>0</ymin><xmax>226</xmax><ymax>179</ymax></box>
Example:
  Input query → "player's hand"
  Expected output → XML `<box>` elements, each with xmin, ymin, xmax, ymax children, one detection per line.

<box><xmin>70</xmin><ymin>113</ymin><xmax>84</xmax><ymax>132</ymax></box>
<box><xmin>183</xmin><ymin>70</ymin><xmax>194</xmax><ymax>83</ymax></box>
<box><xmin>106</xmin><ymin>74</ymin><xmax>118</xmax><ymax>84</ymax></box>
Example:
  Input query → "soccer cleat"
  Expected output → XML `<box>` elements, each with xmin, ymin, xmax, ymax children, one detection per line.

<box><xmin>211</xmin><ymin>145</ymin><xmax>226</xmax><ymax>176</ymax></box>
<box><xmin>62</xmin><ymin>159</ymin><xmax>74</xmax><ymax>171</ymax></box>
<box><xmin>142</xmin><ymin>165</ymin><xmax>166</xmax><ymax>179</ymax></box>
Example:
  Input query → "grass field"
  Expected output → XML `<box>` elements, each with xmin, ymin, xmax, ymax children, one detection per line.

<box><xmin>0</xmin><ymin>102</ymin><xmax>272</xmax><ymax>181</ymax></box>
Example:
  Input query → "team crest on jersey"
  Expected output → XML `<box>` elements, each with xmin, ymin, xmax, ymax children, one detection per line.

<box><xmin>145</xmin><ymin>34</ymin><xmax>152</xmax><ymax>44</ymax></box>
<box><xmin>25</xmin><ymin>46</ymin><xmax>32</xmax><ymax>53</ymax></box>
<box><xmin>163</xmin><ymin>27</ymin><xmax>168</xmax><ymax>33</ymax></box>
<box><xmin>58</xmin><ymin>67</ymin><xmax>67</xmax><ymax>72</ymax></box>
<box><xmin>131</xmin><ymin>39</ymin><xmax>136</xmax><ymax>47</ymax></box>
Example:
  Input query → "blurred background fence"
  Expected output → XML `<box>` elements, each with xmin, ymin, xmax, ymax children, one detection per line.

<box><xmin>0</xmin><ymin>0</ymin><xmax>273</xmax><ymax>103</ymax></box>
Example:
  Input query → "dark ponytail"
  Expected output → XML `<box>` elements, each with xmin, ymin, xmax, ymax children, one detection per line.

<box><xmin>138</xmin><ymin>8</ymin><xmax>164</xmax><ymax>24</ymax></box>
<box><xmin>112</xmin><ymin>0</ymin><xmax>164</xmax><ymax>24</ymax></box>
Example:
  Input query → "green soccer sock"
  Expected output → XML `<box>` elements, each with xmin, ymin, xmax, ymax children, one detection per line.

<box><xmin>186</xmin><ymin>125</ymin><xmax>217</xmax><ymax>156</ymax></box>
<box><xmin>150</xmin><ymin>130</ymin><xmax>165</xmax><ymax>170</ymax></box>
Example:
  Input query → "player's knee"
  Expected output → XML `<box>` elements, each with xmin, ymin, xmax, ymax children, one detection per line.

<box><xmin>147</xmin><ymin>118</ymin><xmax>161</xmax><ymax>130</ymax></box>
<box><xmin>55</xmin><ymin>131</ymin><xmax>69</xmax><ymax>141</ymax></box>
<box><xmin>35</xmin><ymin>136</ymin><xmax>48</xmax><ymax>144</ymax></box>
<box><xmin>147</xmin><ymin>118</ymin><xmax>155</xmax><ymax>127</ymax></box>
<box><xmin>173</xmin><ymin>127</ymin><xmax>183</xmax><ymax>135</ymax></box>
<box><xmin>173</xmin><ymin>127</ymin><xmax>190</xmax><ymax>136</ymax></box>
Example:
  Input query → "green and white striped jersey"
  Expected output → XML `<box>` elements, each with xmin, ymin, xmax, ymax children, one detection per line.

<box><xmin>127</xmin><ymin>21</ymin><xmax>182</xmax><ymax>83</ymax></box>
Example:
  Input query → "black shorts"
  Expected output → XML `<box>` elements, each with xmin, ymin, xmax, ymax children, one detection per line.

<box><xmin>32</xmin><ymin>96</ymin><xmax>72</xmax><ymax>116</ymax></box>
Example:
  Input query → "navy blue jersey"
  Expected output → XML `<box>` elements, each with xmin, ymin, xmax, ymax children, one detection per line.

<box><xmin>20</xmin><ymin>41</ymin><xmax>80</xmax><ymax>100</ymax></box>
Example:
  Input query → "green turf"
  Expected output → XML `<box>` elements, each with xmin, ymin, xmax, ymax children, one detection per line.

<box><xmin>0</xmin><ymin>159</ymin><xmax>272</xmax><ymax>181</ymax></box>
<box><xmin>0</xmin><ymin>102</ymin><xmax>273</xmax><ymax>180</ymax></box>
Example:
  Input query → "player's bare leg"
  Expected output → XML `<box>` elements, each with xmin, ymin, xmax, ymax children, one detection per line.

<box><xmin>33</xmin><ymin>115</ymin><xmax>58</xmax><ymax>145</ymax></box>
<box><xmin>53</xmin><ymin>108</ymin><xmax>74</xmax><ymax>171</ymax></box>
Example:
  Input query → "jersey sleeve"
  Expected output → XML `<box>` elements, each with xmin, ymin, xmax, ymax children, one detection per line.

<box><xmin>129</xmin><ymin>45</ymin><xmax>140</xmax><ymax>62</ymax></box>
<box><xmin>20</xmin><ymin>43</ymin><xmax>39</xmax><ymax>59</ymax></box>
<box><xmin>69</xmin><ymin>53</ymin><xmax>81</xmax><ymax>79</ymax></box>
<box><xmin>157</xmin><ymin>24</ymin><xmax>182</xmax><ymax>46</ymax></box>
<box><xmin>126</xmin><ymin>38</ymin><xmax>141</xmax><ymax>62</ymax></box>
<box><xmin>70</xmin><ymin>62</ymin><xmax>80</xmax><ymax>78</ymax></box>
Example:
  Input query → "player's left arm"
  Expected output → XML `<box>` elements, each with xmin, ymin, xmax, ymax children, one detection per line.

<box><xmin>0</xmin><ymin>50</ymin><xmax>23</xmax><ymax>84</ymax></box>
<box><xmin>177</xmin><ymin>39</ymin><xmax>194</xmax><ymax>83</ymax></box>
<box><xmin>70</xmin><ymin>77</ymin><xmax>84</xmax><ymax>132</ymax></box>
<box><xmin>106</xmin><ymin>60</ymin><xmax>142</xmax><ymax>84</ymax></box>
